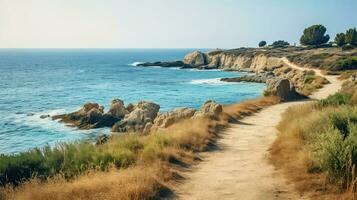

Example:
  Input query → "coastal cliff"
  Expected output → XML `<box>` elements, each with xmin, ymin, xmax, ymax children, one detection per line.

<box><xmin>181</xmin><ymin>48</ymin><xmax>329</xmax><ymax>96</ymax></box>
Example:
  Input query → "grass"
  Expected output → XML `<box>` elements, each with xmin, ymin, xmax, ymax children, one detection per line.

<box><xmin>300</xmin><ymin>75</ymin><xmax>328</xmax><ymax>95</ymax></box>
<box><xmin>270</xmin><ymin>82</ymin><xmax>357</xmax><ymax>199</ymax></box>
<box><xmin>0</xmin><ymin>96</ymin><xmax>280</xmax><ymax>200</ymax></box>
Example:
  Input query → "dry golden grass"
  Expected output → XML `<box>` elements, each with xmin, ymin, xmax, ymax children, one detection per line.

<box><xmin>1</xmin><ymin>165</ymin><xmax>168</xmax><ymax>200</ymax></box>
<box><xmin>0</xmin><ymin>96</ymin><xmax>280</xmax><ymax>200</ymax></box>
<box><xmin>270</xmin><ymin>97</ymin><xmax>357</xmax><ymax>200</ymax></box>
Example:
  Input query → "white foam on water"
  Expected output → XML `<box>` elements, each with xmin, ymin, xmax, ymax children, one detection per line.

<box><xmin>12</xmin><ymin>109</ymin><xmax>110</xmax><ymax>135</ymax></box>
<box><xmin>189</xmin><ymin>78</ymin><xmax>239</xmax><ymax>85</ymax></box>
<box><xmin>129</xmin><ymin>62</ymin><xmax>143</xmax><ymax>66</ymax></box>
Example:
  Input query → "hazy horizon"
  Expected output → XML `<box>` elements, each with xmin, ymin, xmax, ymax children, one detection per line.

<box><xmin>1</xmin><ymin>0</ymin><xmax>357</xmax><ymax>48</ymax></box>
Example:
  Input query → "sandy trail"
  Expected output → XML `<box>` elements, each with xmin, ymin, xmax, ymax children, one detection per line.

<box><xmin>175</xmin><ymin>58</ymin><xmax>343</xmax><ymax>200</ymax></box>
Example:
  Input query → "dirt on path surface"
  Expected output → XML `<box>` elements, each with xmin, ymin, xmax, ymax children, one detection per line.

<box><xmin>174</xmin><ymin>59</ymin><xmax>343</xmax><ymax>200</ymax></box>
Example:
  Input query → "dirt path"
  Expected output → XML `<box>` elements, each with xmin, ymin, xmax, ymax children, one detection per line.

<box><xmin>174</xmin><ymin>59</ymin><xmax>343</xmax><ymax>200</ymax></box>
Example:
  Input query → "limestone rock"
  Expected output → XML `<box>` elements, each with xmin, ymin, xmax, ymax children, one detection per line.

<box><xmin>108</xmin><ymin>98</ymin><xmax>128</xmax><ymax>119</ymax></box>
<box><xmin>183</xmin><ymin>51</ymin><xmax>208</xmax><ymax>67</ymax></box>
<box><xmin>265</xmin><ymin>78</ymin><xmax>302</xmax><ymax>101</ymax></box>
<box><xmin>112</xmin><ymin>101</ymin><xmax>160</xmax><ymax>133</ymax></box>
<box><xmin>153</xmin><ymin>107</ymin><xmax>196</xmax><ymax>129</ymax></box>
<box><xmin>194</xmin><ymin>100</ymin><xmax>223</xmax><ymax>118</ymax></box>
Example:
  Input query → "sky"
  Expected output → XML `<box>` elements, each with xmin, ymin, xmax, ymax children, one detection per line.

<box><xmin>0</xmin><ymin>0</ymin><xmax>356</xmax><ymax>48</ymax></box>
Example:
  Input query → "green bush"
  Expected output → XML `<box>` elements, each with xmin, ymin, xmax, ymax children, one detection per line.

<box><xmin>332</xmin><ymin>57</ymin><xmax>357</xmax><ymax>71</ymax></box>
<box><xmin>312</xmin><ymin>107</ymin><xmax>357</xmax><ymax>185</ymax></box>
<box><xmin>317</xmin><ymin>93</ymin><xmax>352</xmax><ymax>108</ymax></box>
<box><xmin>300</xmin><ymin>24</ymin><xmax>330</xmax><ymax>46</ymax></box>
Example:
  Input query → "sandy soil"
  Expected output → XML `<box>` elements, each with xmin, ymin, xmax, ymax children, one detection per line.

<box><xmin>174</xmin><ymin>58</ymin><xmax>343</xmax><ymax>200</ymax></box>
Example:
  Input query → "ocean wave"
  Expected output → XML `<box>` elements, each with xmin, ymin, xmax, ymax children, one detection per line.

<box><xmin>189</xmin><ymin>78</ymin><xmax>238</xmax><ymax>85</ymax></box>
<box><xmin>129</xmin><ymin>62</ymin><xmax>143</xmax><ymax>66</ymax></box>
<box><xmin>12</xmin><ymin>109</ymin><xmax>109</xmax><ymax>135</ymax></box>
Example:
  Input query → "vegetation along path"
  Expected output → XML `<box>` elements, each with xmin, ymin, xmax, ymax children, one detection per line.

<box><xmin>175</xmin><ymin>59</ymin><xmax>343</xmax><ymax>200</ymax></box>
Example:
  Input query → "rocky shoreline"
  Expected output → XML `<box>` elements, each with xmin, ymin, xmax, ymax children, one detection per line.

<box><xmin>52</xmin><ymin>98</ymin><xmax>223</xmax><ymax>135</ymax></box>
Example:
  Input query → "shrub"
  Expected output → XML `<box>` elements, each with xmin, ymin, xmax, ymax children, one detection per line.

<box><xmin>258</xmin><ymin>41</ymin><xmax>267</xmax><ymax>47</ymax></box>
<box><xmin>271</xmin><ymin>40</ymin><xmax>290</xmax><ymax>48</ymax></box>
<box><xmin>300</xmin><ymin>24</ymin><xmax>330</xmax><ymax>46</ymax></box>
<box><xmin>332</xmin><ymin>57</ymin><xmax>357</xmax><ymax>71</ymax></box>
<box><xmin>345</xmin><ymin>28</ymin><xmax>357</xmax><ymax>45</ymax></box>
<box><xmin>317</xmin><ymin>93</ymin><xmax>352</xmax><ymax>108</ymax></box>
<box><xmin>335</xmin><ymin>33</ymin><xmax>346</xmax><ymax>47</ymax></box>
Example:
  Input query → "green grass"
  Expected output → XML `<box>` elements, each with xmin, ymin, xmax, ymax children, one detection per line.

<box><xmin>316</xmin><ymin>92</ymin><xmax>353</xmax><ymax>108</ymax></box>
<box><xmin>0</xmin><ymin>136</ymin><xmax>141</xmax><ymax>185</ymax></box>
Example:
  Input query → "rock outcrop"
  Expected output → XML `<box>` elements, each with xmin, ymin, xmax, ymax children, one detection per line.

<box><xmin>108</xmin><ymin>98</ymin><xmax>128</xmax><ymax>119</ymax></box>
<box><xmin>221</xmin><ymin>72</ymin><xmax>275</xmax><ymax>83</ymax></box>
<box><xmin>153</xmin><ymin>107</ymin><xmax>196</xmax><ymax>129</ymax></box>
<box><xmin>265</xmin><ymin>78</ymin><xmax>303</xmax><ymax>101</ymax></box>
<box><xmin>194</xmin><ymin>100</ymin><xmax>223</xmax><ymax>118</ymax></box>
<box><xmin>52</xmin><ymin>102</ymin><xmax>107</xmax><ymax>129</ymax></box>
<box><xmin>137</xmin><ymin>61</ymin><xmax>192</xmax><ymax>68</ymax></box>
<box><xmin>111</xmin><ymin>101</ymin><xmax>160</xmax><ymax>133</ymax></box>
<box><xmin>183</xmin><ymin>51</ymin><xmax>208</xmax><ymax>67</ymax></box>
<box><xmin>53</xmin><ymin>99</ymin><xmax>128</xmax><ymax>129</ymax></box>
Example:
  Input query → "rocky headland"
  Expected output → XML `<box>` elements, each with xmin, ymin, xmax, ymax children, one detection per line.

<box><xmin>138</xmin><ymin>47</ymin><xmax>329</xmax><ymax>98</ymax></box>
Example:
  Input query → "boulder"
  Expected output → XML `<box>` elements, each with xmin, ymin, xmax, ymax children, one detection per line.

<box><xmin>112</xmin><ymin>101</ymin><xmax>160</xmax><ymax>133</ymax></box>
<box><xmin>194</xmin><ymin>100</ymin><xmax>223</xmax><ymax>118</ymax></box>
<box><xmin>52</xmin><ymin>102</ymin><xmax>122</xmax><ymax>129</ymax></box>
<box><xmin>52</xmin><ymin>102</ymin><xmax>105</xmax><ymax>129</ymax></box>
<box><xmin>153</xmin><ymin>107</ymin><xmax>196</xmax><ymax>129</ymax></box>
<box><xmin>183</xmin><ymin>51</ymin><xmax>208</xmax><ymax>67</ymax></box>
<box><xmin>40</xmin><ymin>114</ymin><xmax>50</xmax><ymax>119</ymax></box>
<box><xmin>265</xmin><ymin>78</ymin><xmax>303</xmax><ymax>101</ymax></box>
<box><xmin>108</xmin><ymin>98</ymin><xmax>128</xmax><ymax>118</ymax></box>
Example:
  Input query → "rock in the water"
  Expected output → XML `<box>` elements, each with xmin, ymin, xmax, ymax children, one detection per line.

<box><xmin>40</xmin><ymin>114</ymin><xmax>50</xmax><ymax>119</ymax></box>
<box><xmin>52</xmin><ymin>102</ymin><xmax>120</xmax><ymax>129</ymax></box>
<box><xmin>112</xmin><ymin>101</ymin><xmax>160</xmax><ymax>133</ymax></box>
<box><xmin>137</xmin><ymin>61</ymin><xmax>192</xmax><ymax>68</ymax></box>
<box><xmin>221</xmin><ymin>72</ymin><xmax>275</xmax><ymax>83</ymax></box>
<box><xmin>93</xmin><ymin>113</ymin><xmax>120</xmax><ymax>128</ymax></box>
<box><xmin>153</xmin><ymin>108</ymin><xmax>196</xmax><ymax>129</ymax></box>
<box><xmin>183</xmin><ymin>51</ymin><xmax>208</xmax><ymax>67</ymax></box>
<box><xmin>265</xmin><ymin>78</ymin><xmax>303</xmax><ymax>101</ymax></box>
<box><xmin>108</xmin><ymin>98</ymin><xmax>128</xmax><ymax>119</ymax></box>
<box><xmin>194</xmin><ymin>100</ymin><xmax>223</xmax><ymax>118</ymax></box>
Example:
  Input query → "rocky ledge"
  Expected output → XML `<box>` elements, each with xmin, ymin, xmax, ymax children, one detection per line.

<box><xmin>52</xmin><ymin>98</ymin><xmax>223</xmax><ymax>134</ymax></box>
<box><xmin>221</xmin><ymin>72</ymin><xmax>275</xmax><ymax>83</ymax></box>
<box><xmin>137</xmin><ymin>61</ymin><xmax>193</xmax><ymax>68</ymax></box>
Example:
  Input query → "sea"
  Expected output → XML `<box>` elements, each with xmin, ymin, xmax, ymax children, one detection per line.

<box><xmin>0</xmin><ymin>49</ymin><xmax>265</xmax><ymax>154</ymax></box>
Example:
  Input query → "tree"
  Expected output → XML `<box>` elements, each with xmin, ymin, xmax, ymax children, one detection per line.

<box><xmin>345</xmin><ymin>28</ymin><xmax>357</xmax><ymax>45</ymax></box>
<box><xmin>334</xmin><ymin>33</ymin><xmax>346</xmax><ymax>47</ymax></box>
<box><xmin>300</xmin><ymin>24</ymin><xmax>330</xmax><ymax>46</ymax></box>
<box><xmin>271</xmin><ymin>40</ymin><xmax>290</xmax><ymax>47</ymax></box>
<box><xmin>258</xmin><ymin>41</ymin><xmax>267</xmax><ymax>47</ymax></box>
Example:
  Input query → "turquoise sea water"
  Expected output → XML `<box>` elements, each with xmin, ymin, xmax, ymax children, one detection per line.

<box><xmin>0</xmin><ymin>49</ymin><xmax>265</xmax><ymax>154</ymax></box>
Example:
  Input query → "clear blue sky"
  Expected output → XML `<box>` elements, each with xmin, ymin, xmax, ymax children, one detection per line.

<box><xmin>0</xmin><ymin>0</ymin><xmax>356</xmax><ymax>48</ymax></box>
